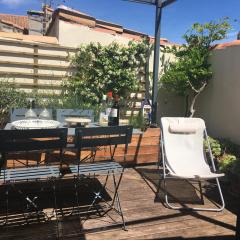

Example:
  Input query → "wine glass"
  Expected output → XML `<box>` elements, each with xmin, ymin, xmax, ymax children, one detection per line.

<box><xmin>25</xmin><ymin>98</ymin><xmax>37</xmax><ymax>119</ymax></box>
<box><xmin>39</xmin><ymin>108</ymin><xmax>51</xmax><ymax>120</ymax></box>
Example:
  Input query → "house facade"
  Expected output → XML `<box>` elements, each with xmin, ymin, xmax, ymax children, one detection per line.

<box><xmin>46</xmin><ymin>5</ymin><xmax>173</xmax><ymax>48</ymax></box>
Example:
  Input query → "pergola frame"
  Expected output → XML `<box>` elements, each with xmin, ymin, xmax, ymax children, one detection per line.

<box><xmin>124</xmin><ymin>0</ymin><xmax>177</xmax><ymax>125</ymax></box>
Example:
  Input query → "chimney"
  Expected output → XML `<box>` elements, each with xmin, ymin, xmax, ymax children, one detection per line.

<box><xmin>27</xmin><ymin>5</ymin><xmax>53</xmax><ymax>35</ymax></box>
<box><xmin>27</xmin><ymin>10</ymin><xmax>44</xmax><ymax>35</ymax></box>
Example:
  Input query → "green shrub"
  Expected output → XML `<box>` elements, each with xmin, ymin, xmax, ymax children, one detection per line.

<box><xmin>0</xmin><ymin>80</ymin><xmax>27</xmax><ymax>113</ymax></box>
<box><xmin>129</xmin><ymin>111</ymin><xmax>145</xmax><ymax>130</ymax></box>
<box><xmin>220</xmin><ymin>139</ymin><xmax>240</xmax><ymax>157</ymax></box>
<box><xmin>205</xmin><ymin>137</ymin><xmax>240</xmax><ymax>176</ymax></box>
<box><xmin>218</xmin><ymin>154</ymin><xmax>237</xmax><ymax>173</ymax></box>
<box><xmin>205</xmin><ymin>136</ymin><xmax>222</xmax><ymax>159</ymax></box>
<box><xmin>0</xmin><ymin>80</ymin><xmax>27</xmax><ymax>127</ymax></box>
<box><xmin>231</xmin><ymin>158</ymin><xmax>240</xmax><ymax>175</ymax></box>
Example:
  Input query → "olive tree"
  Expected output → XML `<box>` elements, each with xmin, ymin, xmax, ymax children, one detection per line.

<box><xmin>160</xmin><ymin>18</ymin><xmax>231</xmax><ymax>117</ymax></box>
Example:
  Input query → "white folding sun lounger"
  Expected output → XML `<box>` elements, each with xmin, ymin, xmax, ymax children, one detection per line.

<box><xmin>160</xmin><ymin>117</ymin><xmax>225</xmax><ymax>211</ymax></box>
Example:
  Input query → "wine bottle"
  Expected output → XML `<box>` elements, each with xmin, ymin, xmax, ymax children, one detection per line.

<box><xmin>108</xmin><ymin>95</ymin><xmax>120</xmax><ymax>126</ymax></box>
<box><xmin>106</xmin><ymin>91</ymin><xmax>113</xmax><ymax>117</ymax></box>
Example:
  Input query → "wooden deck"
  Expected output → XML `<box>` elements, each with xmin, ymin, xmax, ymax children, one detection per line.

<box><xmin>0</xmin><ymin>165</ymin><xmax>237</xmax><ymax>239</ymax></box>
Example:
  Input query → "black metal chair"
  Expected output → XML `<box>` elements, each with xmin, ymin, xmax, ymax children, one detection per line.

<box><xmin>0</xmin><ymin>128</ymin><xmax>67</xmax><ymax>227</ymax></box>
<box><xmin>69</xmin><ymin>125</ymin><xmax>133</xmax><ymax>230</ymax></box>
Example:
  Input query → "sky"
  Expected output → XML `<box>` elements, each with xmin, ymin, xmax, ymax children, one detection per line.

<box><xmin>0</xmin><ymin>0</ymin><xmax>239</xmax><ymax>44</ymax></box>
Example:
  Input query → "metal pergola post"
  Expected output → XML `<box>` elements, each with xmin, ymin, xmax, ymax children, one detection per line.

<box><xmin>151</xmin><ymin>1</ymin><xmax>162</xmax><ymax>125</ymax></box>
<box><xmin>123</xmin><ymin>0</ymin><xmax>177</xmax><ymax>126</ymax></box>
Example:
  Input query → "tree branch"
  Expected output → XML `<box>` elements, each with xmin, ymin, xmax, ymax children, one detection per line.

<box><xmin>188</xmin><ymin>80</ymin><xmax>207</xmax><ymax>93</ymax></box>
<box><xmin>189</xmin><ymin>82</ymin><xmax>207</xmax><ymax>117</ymax></box>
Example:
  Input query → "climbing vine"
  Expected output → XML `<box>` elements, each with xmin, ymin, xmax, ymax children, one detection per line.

<box><xmin>63</xmin><ymin>40</ymin><xmax>150</xmax><ymax>105</ymax></box>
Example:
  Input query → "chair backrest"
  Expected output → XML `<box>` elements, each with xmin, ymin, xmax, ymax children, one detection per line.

<box><xmin>75</xmin><ymin>125</ymin><xmax>133</xmax><ymax>148</ymax></box>
<box><xmin>56</xmin><ymin>109</ymin><xmax>94</xmax><ymax>123</ymax></box>
<box><xmin>10</xmin><ymin>108</ymin><xmax>53</xmax><ymax>122</ymax></box>
<box><xmin>0</xmin><ymin>128</ymin><xmax>68</xmax><ymax>168</ymax></box>
<box><xmin>75</xmin><ymin>125</ymin><xmax>133</xmax><ymax>162</ymax></box>
<box><xmin>161</xmin><ymin>117</ymin><xmax>211</xmax><ymax>176</ymax></box>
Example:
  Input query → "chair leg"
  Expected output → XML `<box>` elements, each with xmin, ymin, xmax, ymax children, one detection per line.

<box><xmin>84</xmin><ymin>171</ymin><xmax>126</xmax><ymax>229</ymax></box>
<box><xmin>0</xmin><ymin>186</ymin><xmax>9</xmax><ymax>227</ymax></box>
<box><xmin>112</xmin><ymin>173</ymin><xmax>126</xmax><ymax>230</ymax></box>
<box><xmin>84</xmin><ymin>175</ymin><xmax>107</xmax><ymax>218</ymax></box>
<box><xmin>163</xmin><ymin>176</ymin><xmax>225</xmax><ymax>212</ymax></box>
<box><xmin>5</xmin><ymin>186</ymin><xmax>8</xmax><ymax>226</ymax></box>
<box><xmin>74</xmin><ymin>176</ymin><xmax>82</xmax><ymax>222</ymax></box>
<box><xmin>52</xmin><ymin>179</ymin><xmax>60</xmax><ymax>239</ymax></box>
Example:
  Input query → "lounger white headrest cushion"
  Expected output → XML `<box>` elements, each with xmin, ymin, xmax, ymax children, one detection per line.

<box><xmin>169</xmin><ymin>122</ymin><xmax>197</xmax><ymax>134</ymax></box>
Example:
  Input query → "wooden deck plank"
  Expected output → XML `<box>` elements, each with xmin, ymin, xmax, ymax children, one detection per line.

<box><xmin>84</xmin><ymin>214</ymin><xmax>235</xmax><ymax>240</ymax></box>
<box><xmin>0</xmin><ymin>166</ymin><xmax>237</xmax><ymax>240</ymax></box>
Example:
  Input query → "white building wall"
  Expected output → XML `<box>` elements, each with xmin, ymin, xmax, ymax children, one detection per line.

<box><xmin>196</xmin><ymin>45</ymin><xmax>240</xmax><ymax>144</ymax></box>
<box><xmin>58</xmin><ymin>20</ymin><xmax>129</xmax><ymax>47</ymax></box>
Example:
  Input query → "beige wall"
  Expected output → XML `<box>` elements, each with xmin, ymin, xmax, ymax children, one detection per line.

<box><xmin>157</xmin><ymin>89</ymin><xmax>185</xmax><ymax>122</ymax></box>
<box><xmin>58</xmin><ymin>20</ymin><xmax>130</xmax><ymax>47</ymax></box>
<box><xmin>156</xmin><ymin>44</ymin><xmax>240</xmax><ymax>144</ymax></box>
<box><xmin>155</xmin><ymin>49</ymin><xmax>184</xmax><ymax>120</ymax></box>
<box><xmin>47</xmin><ymin>18</ymin><xmax>59</xmax><ymax>39</ymax></box>
<box><xmin>195</xmin><ymin>46</ymin><xmax>240</xmax><ymax>144</ymax></box>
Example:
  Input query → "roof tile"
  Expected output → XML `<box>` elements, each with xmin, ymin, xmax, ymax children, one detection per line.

<box><xmin>0</xmin><ymin>14</ymin><xmax>28</xmax><ymax>29</ymax></box>
<box><xmin>215</xmin><ymin>40</ymin><xmax>240</xmax><ymax>49</ymax></box>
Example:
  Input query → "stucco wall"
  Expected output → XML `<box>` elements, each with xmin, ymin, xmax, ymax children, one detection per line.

<box><xmin>47</xmin><ymin>18</ymin><xmax>59</xmax><ymax>39</ymax></box>
<box><xmin>58</xmin><ymin>20</ymin><xmax>130</xmax><ymax>47</ymax></box>
<box><xmin>155</xmin><ymin>45</ymin><xmax>240</xmax><ymax>144</ymax></box>
<box><xmin>196</xmin><ymin>46</ymin><xmax>240</xmax><ymax>144</ymax></box>
<box><xmin>155</xmin><ymin>50</ymin><xmax>184</xmax><ymax>120</ymax></box>
<box><xmin>157</xmin><ymin>89</ymin><xmax>185</xmax><ymax>121</ymax></box>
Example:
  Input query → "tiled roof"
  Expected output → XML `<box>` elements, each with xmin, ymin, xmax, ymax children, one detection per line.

<box><xmin>57</xmin><ymin>5</ymin><xmax>91</xmax><ymax>18</ymax></box>
<box><xmin>215</xmin><ymin>40</ymin><xmax>240</xmax><ymax>49</ymax></box>
<box><xmin>58</xmin><ymin>11</ymin><xmax>95</xmax><ymax>28</ymax></box>
<box><xmin>0</xmin><ymin>18</ymin><xmax>24</xmax><ymax>30</ymax></box>
<box><xmin>0</xmin><ymin>14</ymin><xmax>28</xmax><ymax>30</ymax></box>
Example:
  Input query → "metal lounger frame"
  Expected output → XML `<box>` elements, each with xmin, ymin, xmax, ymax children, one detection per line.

<box><xmin>159</xmin><ymin>126</ymin><xmax>225</xmax><ymax>212</ymax></box>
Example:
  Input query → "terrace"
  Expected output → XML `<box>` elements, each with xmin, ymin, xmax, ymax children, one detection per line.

<box><xmin>0</xmin><ymin>165</ymin><xmax>237</xmax><ymax>239</ymax></box>
<box><xmin>0</xmin><ymin>1</ymin><xmax>240</xmax><ymax>239</ymax></box>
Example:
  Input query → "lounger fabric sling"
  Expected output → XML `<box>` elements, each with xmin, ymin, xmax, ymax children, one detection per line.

<box><xmin>160</xmin><ymin>117</ymin><xmax>225</xmax><ymax>211</ymax></box>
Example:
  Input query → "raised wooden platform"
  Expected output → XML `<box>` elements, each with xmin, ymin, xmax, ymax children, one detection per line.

<box><xmin>5</xmin><ymin>128</ymin><xmax>161</xmax><ymax>168</ymax></box>
<box><xmin>0</xmin><ymin>165</ymin><xmax>237</xmax><ymax>239</ymax></box>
